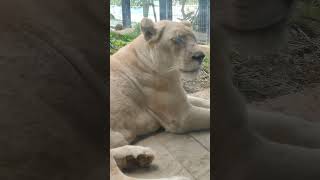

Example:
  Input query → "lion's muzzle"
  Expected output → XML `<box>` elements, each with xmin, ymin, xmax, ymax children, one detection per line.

<box><xmin>192</xmin><ymin>51</ymin><xmax>205</xmax><ymax>64</ymax></box>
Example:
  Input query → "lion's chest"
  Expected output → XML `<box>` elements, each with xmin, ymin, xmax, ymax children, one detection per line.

<box><xmin>144</xmin><ymin>89</ymin><xmax>175</xmax><ymax>112</ymax></box>
<box><xmin>110</xmin><ymin>73</ymin><xmax>161</xmax><ymax>139</ymax></box>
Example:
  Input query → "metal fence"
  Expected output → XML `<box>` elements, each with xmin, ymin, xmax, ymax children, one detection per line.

<box><xmin>110</xmin><ymin>0</ymin><xmax>210</xmax><ymax>44</ymax></box>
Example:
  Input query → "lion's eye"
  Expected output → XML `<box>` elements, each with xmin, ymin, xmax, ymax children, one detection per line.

<box><xmin>171</xmin><ymin>36</ymin><xmax>184</xmax><ymax>45</ymax></box>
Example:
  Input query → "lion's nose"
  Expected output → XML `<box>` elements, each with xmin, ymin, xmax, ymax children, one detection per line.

<box><xmin>192</xmin><ymin>51</ymin><xmax>205</xmax><ymax>64</ymax></box>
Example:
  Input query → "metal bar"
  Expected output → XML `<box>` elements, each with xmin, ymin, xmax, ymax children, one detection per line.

<box><xmin>122</xmin><ymin>0</ymin><xmax>131</xmax><ymax>28</ymax></box>
<box><xmin>198</xmin><ymin>0</ymin><xmax>208</xmax><ymax>33</ymax></box>
<box><xmin>167</xmin><ymin>0</ymin><xmax>172</xmax><ymax>20</ymax></box>
<box><xmin>159</xmin><ymin>0</ymin><xmax>167</xmax><ymax>20</ymax></box>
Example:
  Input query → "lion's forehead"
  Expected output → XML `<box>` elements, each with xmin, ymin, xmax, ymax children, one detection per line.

<box><xmin>157</xmin><ymin>21</ymin><xmax>193</xmax><ymax>33</ymax></box>
<box><xmin>167</xmin><ymin>26</ymin><xmax>195</xmax><ymax>39</ymax></box>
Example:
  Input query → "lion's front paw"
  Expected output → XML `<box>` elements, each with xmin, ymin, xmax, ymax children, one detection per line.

<box><xmin>111</xmin><ymin>145</ymin><xmax>155</xmax><ymax>169</ymax></box>
<box><xmin>136</xmin><ymin>151</ymin><xmax>155</xmax><ymax>167</ymax></box>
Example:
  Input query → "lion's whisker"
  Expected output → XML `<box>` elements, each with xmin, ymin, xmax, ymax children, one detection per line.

<box><xmin>166</xmin><ymin>65</ymin><xmax>180</xmax><ymax>73</ymax></box>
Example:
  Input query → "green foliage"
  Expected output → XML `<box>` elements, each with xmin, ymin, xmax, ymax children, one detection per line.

<box><xmin>130</xmin><ymin>0</ymin><xmax>144</xmax><ymax>7</ymax></box>
<box><xmin>202</xmin><ymin>55</ymin><xmax>210</xmax><ymax>73</ymax></box>
<box><xmin>110</xmin><ymin>0</ymin><xmax>121</xmax><ymax>6</ymax></box>
<box><xmin>110</xmin><ymin>23</ymin><xmax>141</xmax><ymax>55</ymax></box>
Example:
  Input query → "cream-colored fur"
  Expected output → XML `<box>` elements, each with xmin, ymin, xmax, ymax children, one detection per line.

<box><xmin>110</xmin><ymin>18</ymin><xmax>209</xmax><ymax>180</ymax></box>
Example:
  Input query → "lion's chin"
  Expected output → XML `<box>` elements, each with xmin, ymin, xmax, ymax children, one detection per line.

<box><xmin>179</xmin><ymin>68</ymin><xmax>200</xmax><ymax>80</ymax></box>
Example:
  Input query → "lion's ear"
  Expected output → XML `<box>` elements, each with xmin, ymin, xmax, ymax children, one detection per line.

<box><xmin>140</xmin><ymin>18</ymin><xmax>157</xmax><ymax>41</ymax></box>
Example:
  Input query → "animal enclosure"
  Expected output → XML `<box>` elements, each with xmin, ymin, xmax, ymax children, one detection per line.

<box><xmin>110</xmin><ymin>0</ymin><xmax>210</xmax><ymax>44</ymax></box>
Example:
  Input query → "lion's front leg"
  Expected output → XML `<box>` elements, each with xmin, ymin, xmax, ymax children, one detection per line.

<box><xmin>187</xmin><ymin>95</ymin><xmax>210</xmax><ymax>108</ymax></box>
<box><xmin>164</xmin><ymin>105</ymin><xmax>210</xmax><ymax>133</ymax></box>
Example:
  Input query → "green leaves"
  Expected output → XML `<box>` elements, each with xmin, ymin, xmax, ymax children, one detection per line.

<box><xmin>110</xmin><ymin>23</ymin><xmax>141</xmax><ymax>55</ymax></box>
<box><xmin>202</xmin><ymin>55</ymin><xmax>210</xmax><ymax>73</ymax></box>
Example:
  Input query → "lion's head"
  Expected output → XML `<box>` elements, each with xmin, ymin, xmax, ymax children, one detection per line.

<box><xmin>139</xmin><ymin>18</ymin><xmax>205</xmax><ymax>80</ymax></box>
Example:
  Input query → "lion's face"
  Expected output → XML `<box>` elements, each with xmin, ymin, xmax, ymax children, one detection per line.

<box><xmin>140</xmin><ymin>18</ymin><xmax>205</xmax><ymax>79</ymax></box>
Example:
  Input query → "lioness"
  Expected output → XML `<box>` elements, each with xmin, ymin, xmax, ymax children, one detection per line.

<box><xmin>110</xmin><ymin>18</ymin><xmax>210</xmax><ymax>179</ymax></box>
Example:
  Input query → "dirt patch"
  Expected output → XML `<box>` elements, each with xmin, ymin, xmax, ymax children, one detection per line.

<box><xmin>183</xmin><ymin>70</ymin><xmax>210</xmax><ymax>93</ymax></box>
<box><xmin>232</xmin><ymin>28</ymin><xmax>320</xmax><ymax>102</ymax></box>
